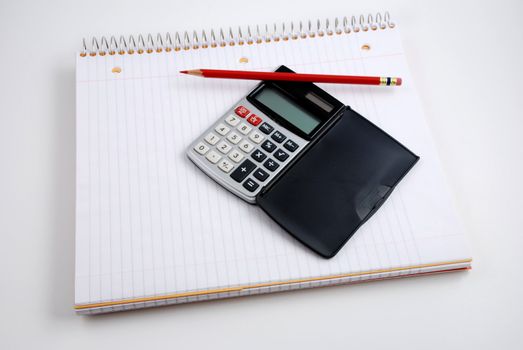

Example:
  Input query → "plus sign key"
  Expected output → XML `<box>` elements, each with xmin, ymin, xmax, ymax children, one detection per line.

<box><xmin>230</xmin><ymin>159</ymin><xmax>256</xmax><ymax>183</ymax></box>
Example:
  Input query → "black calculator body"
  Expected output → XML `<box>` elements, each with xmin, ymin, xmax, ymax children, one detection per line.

<box><xmin>187</xmin><ymin>66</ymin><xmax>419</xmax><ymax>258</ymax></box>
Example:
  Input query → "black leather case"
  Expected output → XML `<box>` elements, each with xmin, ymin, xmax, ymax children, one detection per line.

<box><xmin>256</xmin><ymin>107</ymin><xmax>419</xmax><ymax>258</ymax></box>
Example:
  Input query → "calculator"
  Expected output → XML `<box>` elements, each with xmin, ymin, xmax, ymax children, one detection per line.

<box><xmin>187</xmin><ymin>65</ymin><xmax>419</xmax><ymax>258</ymax></box>
<box><xmin>187</xmin><ymin>65</ymin><xmax>345</xmax><ymax>203</ymax></box>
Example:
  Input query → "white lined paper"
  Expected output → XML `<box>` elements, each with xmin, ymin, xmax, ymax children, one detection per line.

<box><xmin>75</xmin><ymin>28</ymin><xmax>470</xmax><ymax>308</ymax></box>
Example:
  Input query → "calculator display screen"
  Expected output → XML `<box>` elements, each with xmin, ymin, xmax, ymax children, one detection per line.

<box><xmin>253</xmin><ymin>86</ymin><xmax>322</xmax><ymax>135</ymax></box>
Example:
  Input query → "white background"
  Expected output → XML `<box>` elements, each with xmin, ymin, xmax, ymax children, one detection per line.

<box><xmin>1</xmin><ymin>0</ymin><xmax>522</xmax><ymax>349</ymax></box>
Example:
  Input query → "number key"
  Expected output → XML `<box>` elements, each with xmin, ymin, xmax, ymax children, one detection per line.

<box><xmin>237</xmin><ymin>123</ymin><xmax>252</xmax><ymax>135</ymax></box>
<box><xmin>193</xmin><ymin>142</ymin><xmax>209</xmax><ymax>155</ymax></box>
<box><xmin>225</xmin><ymin>114</ymin><xmax>240</xmax><ymax>126</ymax></box>
<box><xmin>228</xmin><ymin>149</ymin><xmax>244</xmax><ymax>163</ymax></box>
<box><xmin>215</xmin><ymin>123</ymin><xmax>230</xmax><ymax>136</ymax></box>
<box><xmin>249</xmin><ymin>130</ymin><xmax>264</xmax><ymax>144</ymax></box>
<box><xmin>226</xmin><ymin>131</ymin><xmax>242</xmax><ymax>145</ymax></box>
<box><xmin>204</xmin><ymin>132</ymin><xmax>219</xmax><ymax>145</ymax></box>
<box><xmin>239</xmin><ymin>140</ymin><xmax>254</xmax><ymax>153</ymax></box>
<box><xmin>217</xmin><ymin>141</ymin><xmax>232</xmax><ymax>154</ymax></box>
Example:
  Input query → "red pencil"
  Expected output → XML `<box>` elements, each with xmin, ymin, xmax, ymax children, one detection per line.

<box><xmin>180</xmin><ymin>69</ymin><xmax>402</xmax><ymax>86</ymax></box>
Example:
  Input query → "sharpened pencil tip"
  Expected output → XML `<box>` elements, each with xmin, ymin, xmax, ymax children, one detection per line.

<box><xmin>180</xmin><ymin>70</ymin><xmax>188</xmax><ymax>74</ymax></box>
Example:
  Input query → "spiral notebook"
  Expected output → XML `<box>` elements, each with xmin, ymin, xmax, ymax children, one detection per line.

<box><xmin>75</xmin><ymin>12</ymin><xmax>471</xmax><ymax>314</ymax></box>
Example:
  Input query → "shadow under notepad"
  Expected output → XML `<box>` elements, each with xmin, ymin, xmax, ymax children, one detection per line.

<box><xmin>47</xmin><ymin>67</ymin><xmax>76</xmax><ymax>317</ymax></box>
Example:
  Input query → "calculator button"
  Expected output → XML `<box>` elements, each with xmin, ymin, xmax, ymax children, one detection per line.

<box><xmin>193</xmin><ymin>142</ymin><xmax>209</xmax><ymax>155</ymax></box>
<box><xmin>263</xmin><ymin>158</ymin><xmax>279</xmax><ymax>172</ymax></box>
<box><xmin>234</xmin><ymin>105</ymin><xmax>250</xmax><ymax>118</ymax></box>
<box><xmin>243</xmin><ymin>178</ymin><xmax>259</xmax><ymax>192</ymax></box>
<box><xmin>215</xmin><ymin>123</ymin><xmax>230</xmax><ymax>136</ymax></box>
<box><xmin>218</xmin><ymin>159</ymin><xmax>234</xmax><ymax>173</ymax></box>
<box><xmin>253</xmin><ymin>168</ymin><xmax>269</xmax><ymax>182</ymax></box>
<box><xmin>238</xmin><ymin>140</ymin><xmax>255</xmax><ymax>153</ymax></box>
<box><xmin>230</xmin><ymin>159</ymin><xmax>256</xmax><ymax>182</ymax></box>
<box><xmin>259</xmin><ymin>122</ymin><xmax>274</xmax><ymax>134</ymax></box>
<box><xmin>251</xmin><ymin>149</ymin><xmax>267</xmax><ymax>162</ymax></box>
<box><xmin>261</xmin><ymin>140</ymin><xmax>277</xmax><ymax>153</ymax></box>
<box><xmin>247</xmin><ymin>114</ymin><xmax>262</xmax><ymax>126</ymax></box>
<box><xmin>204</xmin><ymin>132</ymin><xmax>220</xmax><ymax>145</ymax></box>
<box><xmin>283</xmin><ymin>139</ymin><xmax>299</xmax><ymax>152</ymax></box>
<box><xmin>217</xmin><ymin>141</ymin><xmax>232</xmax><ymax>154</ymax></box>
<box><xmin>249</xmin><ymin>130</ymin><xmax>265</xmax><ymax>144</ymax></box>
<box><xmin>271</xmin><ymin>131</ymin><xmax>286</xmax><ymax>143</ymax></box>
<box><xmin>228</xmin><ymin>149</ymin><xmax>244</xmax><ymax>163</ymax></box>
<box><xmin>226</xmin><ymin>131</ymin><xmax>242</xmax><ymax>145</ymax></box>
<box><xmin>237</xmin><ymin>123</ymin><xmax>252</xmax><ymax>135</ymax></box>
<box><xmin>274</xmin><ymin>149</ymin><xmax>289</xmax><ymax>162</ymax></box>
<box><xmin>225</xmin><ymin>114</ymin><xmax>240</xmax><ymax>126</ymax></box>
<box><xmin>205</xmin><ymin>150</ymin><xmax>221</xmax><ymax>164</ymax></box>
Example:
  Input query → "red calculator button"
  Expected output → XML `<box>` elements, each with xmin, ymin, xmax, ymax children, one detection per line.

<box><xmin>234</xmin><ymin>106</ymin><xmax>250</xmax><ymax>118</ymax></box>
<box><xmin>247</xmin><ymin>114</ymin><xmax>262</xmax><ymax>126</ymax></box>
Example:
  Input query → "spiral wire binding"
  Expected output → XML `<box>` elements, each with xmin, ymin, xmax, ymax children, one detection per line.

<box><xmin>80</xmin><ymin>12</ymin><xmax>395</xmax><ymax>57</ymax></box>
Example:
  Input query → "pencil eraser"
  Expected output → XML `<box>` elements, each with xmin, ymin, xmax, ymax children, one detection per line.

<box><xmin>396</xmin><ymin>77</ymin><xmax>402</xmax><ymax>86</ymax></box>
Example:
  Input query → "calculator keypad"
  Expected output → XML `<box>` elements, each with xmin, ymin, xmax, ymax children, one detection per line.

<box><xmin>189</xmin><ymin>103</ymin><xmax>305</xmax><ymax>202</ymax></box>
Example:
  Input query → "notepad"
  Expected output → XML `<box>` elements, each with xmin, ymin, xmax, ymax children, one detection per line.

<box><xmin>75</xmin><ymin>12</ymin><xmax>471</xmax><ymax>314</ymax></box>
